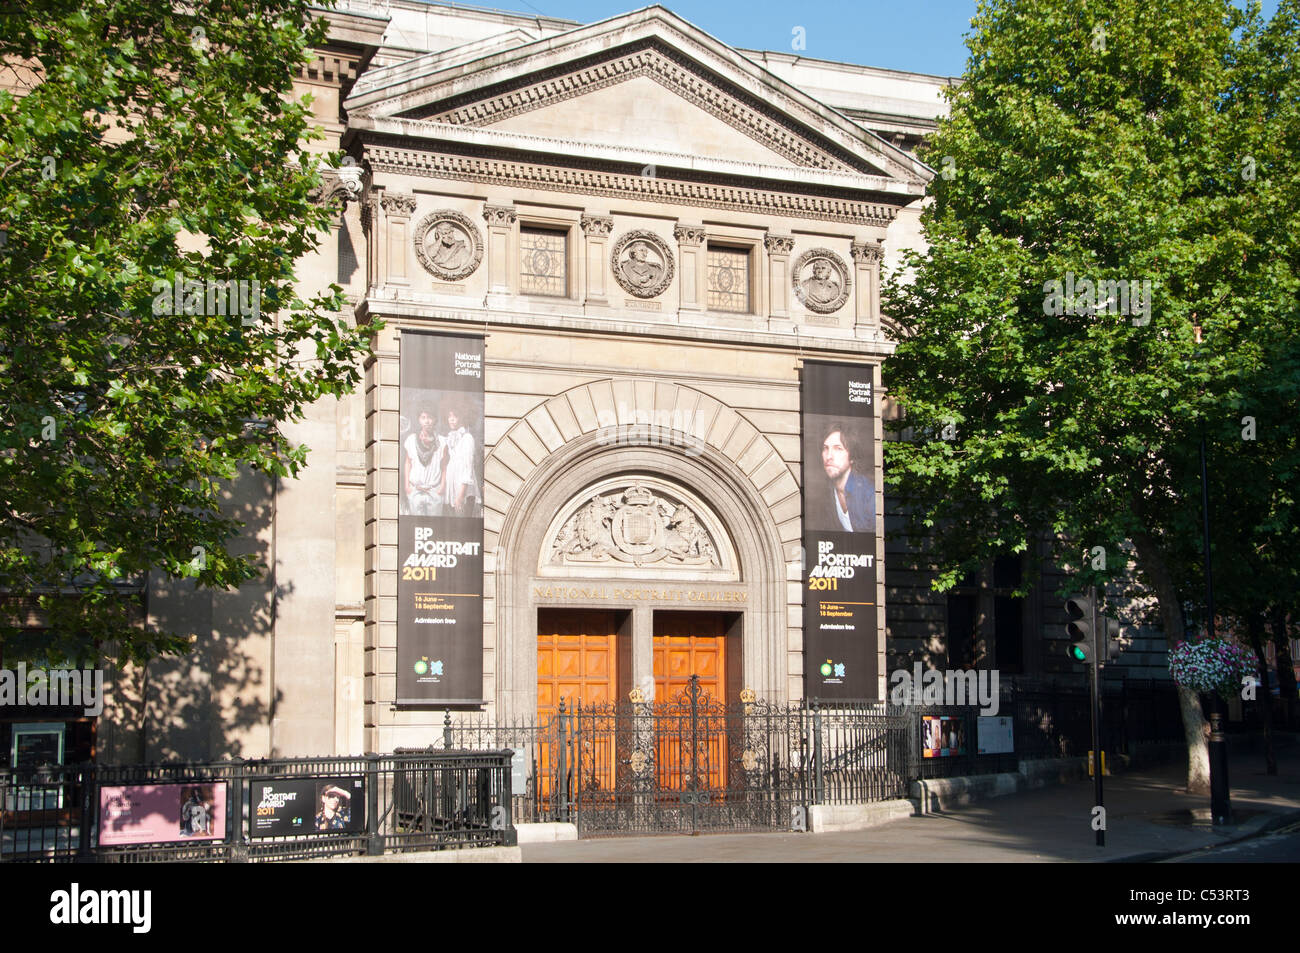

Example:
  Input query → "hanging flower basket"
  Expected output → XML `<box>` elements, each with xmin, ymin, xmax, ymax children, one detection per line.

<box><xmin>1168</xmin><ymin>639</ymin><xmax>1254</xmax><ymax>699</ymax></box>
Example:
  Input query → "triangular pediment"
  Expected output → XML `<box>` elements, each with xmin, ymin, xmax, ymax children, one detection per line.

<box><xmin>346</xmin><ymin>7</ymin><xmax>930</xmax><ymax>188</ymax></box>
<box><xmin>481</xmin><ymin>73</ymin><xmax>801</xmax><ymax>169</ymax></box>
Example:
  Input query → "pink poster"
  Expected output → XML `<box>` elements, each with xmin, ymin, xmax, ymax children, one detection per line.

<box><xmin>98</xmin><ymin>782</ymin><xmax>227</xmax><ymax>846</ymax></box>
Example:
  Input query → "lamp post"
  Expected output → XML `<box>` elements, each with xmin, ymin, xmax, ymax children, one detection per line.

<box><xmin>1195</xmin><ymin>323</ymin><xmax>1231</xmax><ymax>825</ymax></box>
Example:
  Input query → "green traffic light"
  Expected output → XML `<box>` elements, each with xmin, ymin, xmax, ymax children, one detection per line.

<box><xmin>1068</xmin><ymin>643</ymin><xmax>1089</xmax><ymax>662</ymax></box>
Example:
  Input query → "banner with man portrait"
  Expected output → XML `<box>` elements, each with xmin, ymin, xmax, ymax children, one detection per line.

<box><xmin>801</xmin><ymin>361</ymin><xmax>880</xmax><ymax>700</ymax></box>
<box><xmin>397</xmin><ymin>330</ymin><xmax>485</xmax><ymax>704</ymax></box>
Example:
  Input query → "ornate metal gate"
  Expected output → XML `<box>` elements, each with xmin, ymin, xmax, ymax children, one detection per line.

<box><xmin>551</xmin><ymin>676</ymin><xmax>806</xmax><ymax>835</ymax></box>
<box><xmin>444</xmin><ymin>679</ymin><xmax>910</xmax><ymax>837</ymax></box>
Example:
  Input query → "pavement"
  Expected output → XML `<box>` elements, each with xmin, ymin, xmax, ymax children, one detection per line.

<box><xmin>521</xmin><ymin>740</ymin><xmax>1300</xmax><ymax>862</ymax></box>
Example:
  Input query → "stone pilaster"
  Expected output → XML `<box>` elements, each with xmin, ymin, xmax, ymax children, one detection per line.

<box><xmin>379</xmin><ymin>191</ymin><xmax>416</xmax><ymax>288</ymax></box>
<box><xmin>851</xmin><ymin>240</ymin><xmax>884</xmax><ymax>336</ymax></box>
<box><xmin>764</xmin><ymin>234</ymin><xmax>795</xmax><ymax>321</ymax></box>
<box><xmin>482</xmin><ymin>204</ymin><xmax>518</xmax><ymax>295</ymax></box>
<box><xmin>674</xmin><ymin>223</ymin><xmax>706</xmax><ymax>313</ymax></box>
<box><xmin>580</xmin><ymin>214</ymin><xmax>614</xmax><ymax>306</ymax></box>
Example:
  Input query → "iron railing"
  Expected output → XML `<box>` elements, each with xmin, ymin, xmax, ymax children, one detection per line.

<box><xmin>1</xmin><ymin>679</ymin><xmax>1185</xmax><ymax>852</ymax></box>
<box><xmin>435</xmin><ymin>680</ymin><xmax>912</xmax><ymax>836</ymax></box>
<box><xmin>915</xmin><ymin>677</ymin><xmax>1184</xmax><ymax>779</ymax></box>
<box><xmin>0</xmin><ymin>750</ymin><xmax>514</xmax><ymax>863</ymax></box>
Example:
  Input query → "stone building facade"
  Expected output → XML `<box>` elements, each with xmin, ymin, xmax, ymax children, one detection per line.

<box><xmin>88</xmin><ymin>1</ymin><xmax>1166</xmax><ymax>764</ymax></box>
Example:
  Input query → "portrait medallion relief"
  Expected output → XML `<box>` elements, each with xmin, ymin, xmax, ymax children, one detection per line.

<box><xmin>611</xmin><ymin>230</ymin><xmax>675</xmax><ymax>299</ymax></box>
<box><xmin>792</xmin><ymin>247</ymin><xmax>851</xmax><ymax>314</ymax></box>
<box><xmin>413</xmin><ymin>209</ymin><xmax>484</xmax><ymax>282</ymax></box>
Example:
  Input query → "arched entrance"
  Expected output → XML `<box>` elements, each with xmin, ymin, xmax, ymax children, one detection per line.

<box><xmin>493</xmin><ymin>437</ymin><xmax>788</xmax><ymax>723</ymax></box>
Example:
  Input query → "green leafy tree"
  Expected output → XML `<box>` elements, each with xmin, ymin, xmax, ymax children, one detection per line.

<box><xmin>0</xmin><ymin>1</ymin><xmax>375</xmax><ymax>664</ymax></box>
<box><xmin>882</xmin><ymin>0</ymin><xmax>1300</xmax><ymax>792</ymax></box>
<box><xmin>1182</xmin><ymin>1</ymin><xmax>1300</xmax><ymax>767</ymax></box>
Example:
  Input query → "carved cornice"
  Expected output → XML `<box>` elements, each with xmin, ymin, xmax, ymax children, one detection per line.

<box><xmin>309</xmin><ymin>170</ymin><xmax>361</xmax><ymax>220</ymax></box>
<box><xmin>673</xmin><ymin>224</ymin><xmax>706</xmax><ymax>245</ymax></box>
<box><xmin>364</xmin><ymin>145</ymin><xmax>898</xmax><ymax>227</ymax></box>
<box><xmin>580</xmin><ymin>214</ymin><xmax>614</xmax><ymax>237</ymax></box>
<box><xmin>482</xmin><ymin>204</ymin><xmax>518</xmax><ymax>226</ymax></box>
<box><xmin>380</xmin><ymin>191</ymin><xmax>417</xmax><ymax>215</ymax></box>
<box><xmin>851</xmin><ymin>240</ymin><xmax>884</xmax><ymax>264</ymax></box>
<box><xmin>412</xmin><ymin>41</ymin><xmax>863</xmax><ymax>174</ymax></box>
<box><xmin>764</xmin><ymin>234</ymin><xmax>795</xmax><ymax>255</ymax></box>
<box><xmin>297</xmin><ymin>51</ymin><xmax>363</xmax><ymax>86</ymax></box>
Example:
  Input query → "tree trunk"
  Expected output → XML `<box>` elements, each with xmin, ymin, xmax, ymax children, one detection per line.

<box><xmin>1271</xmin><ymin>606</ymin><xmax>1296</xmax><ymax>729</ymax></box>
<box><xmin>1132</xmin><ymin>530</ymin><xmax>1210</xmax><ymax>793</ymax></box>
<box><xmin>1247</xmin><ymin>611</ymin><xmax>1276</xmax><ymax>775</ymax></box>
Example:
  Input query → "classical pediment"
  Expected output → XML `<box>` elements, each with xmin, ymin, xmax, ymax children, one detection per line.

<box><xmin>345</xmin><ymin>6</ymin><xmax>929</xmax><ymax>190</ymax></box>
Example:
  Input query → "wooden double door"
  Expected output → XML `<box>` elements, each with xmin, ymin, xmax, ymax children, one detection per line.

<box><xmin>536</xmin><ymin>609</ymin><xmax>737</xmax><ymax>797</ymax></box>
<box><xmin>535</xmin><ymin>609</ymin><xmax>733</xmax><ymax>711</ymax></box>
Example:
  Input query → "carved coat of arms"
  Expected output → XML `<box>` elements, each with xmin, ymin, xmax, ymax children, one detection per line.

<box><xmin>549</xmin><ymin>484</ymin><xmax>719</xmax><ymax>569</ymax></box>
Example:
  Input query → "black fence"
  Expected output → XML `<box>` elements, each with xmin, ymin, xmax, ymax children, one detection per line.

<box><xmin>914</xmin><ymin>677</ymin><xmax>1185</xmax><ymax>779</ymax></box>
<box><xmin>436</xmin><ymin>676</ymin><xmax>1184</xmax><ymax>826</ymax></box>
<box><xmin>0</xmin><ymin>750</ymin><xmax>515</xmax><ymax>863</ymax></box>
<box><xmin>433</xmin><ymin>680</ymin><xmax>913</xmax><ymax>836</ymax></box>
<box><xmin>2</xmin><ymin>679</ymin><xmax>1187</xmax><ymax>852</ymax></box>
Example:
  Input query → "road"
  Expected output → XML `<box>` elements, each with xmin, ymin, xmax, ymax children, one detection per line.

<box><xmin>1164</xmin><ymin>820</ymin><xmax>1300</xmax><ymax>863</ymax></box>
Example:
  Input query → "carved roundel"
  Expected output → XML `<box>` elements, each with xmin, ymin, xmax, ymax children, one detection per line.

<box><xmin>792</xmin><ymin>247</ymin><xmax>851</xmax><ymax>314</ymax></box>
<box><xmin>414</xmin><ymin>209</ymin><xmax>483</xmax><ymax>282</ymax></box>
<box><xmin>610</xmin><ymin>230</ymin><xmax>675</xmax><ymax>299</ymax></box>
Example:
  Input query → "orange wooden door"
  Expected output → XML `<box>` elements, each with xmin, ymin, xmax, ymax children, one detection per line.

<box><xmin>537</xmin><ymin>610</ymin><xmax>617</xmax><ymax>713</ymax></box>
<box><xmin>653</xmin><ymin>613</ymin><xmax>727</xmax><ymax>791</ymax></box>
<box><xmin>536</xmin><ymin>610</ymin><xmax>618</xmax><ymax>797</ymax></box>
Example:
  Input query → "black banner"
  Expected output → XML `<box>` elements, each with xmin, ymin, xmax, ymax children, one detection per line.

<box><xmin>250</xmin><ymin>777</ymin><xmax>365</xmax><ymax>837</ymax></box>
<box><xmin>801</xmin><ymin>361</ymin><xmax>879</xmax><ymax>700</ymax></box>
<box><xmin>398</xmin><ymin>331</ymin><xmax>485</xmax><ymax>704</ymax></box>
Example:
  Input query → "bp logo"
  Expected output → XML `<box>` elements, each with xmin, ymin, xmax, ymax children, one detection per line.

<box><xmin>820</xmin><ymin>660</ymin><xmax>847</xmax><ymax>679</ymax></box>
<box><xmin>820</xmin><ymin>660</ymin><xmax>833</xmax><ymax>677</ymax></box>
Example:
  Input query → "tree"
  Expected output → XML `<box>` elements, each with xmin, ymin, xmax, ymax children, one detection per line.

<box><xmin>882</xmin><ymin>0</ymin><xmax>1300</xmax><ymax>792</ymax></box>
<box><xmin>1178</xmin><ymin>0</ymin><xmax>1300</xmax><ymax>768</ymax></box>
<box><xmin>0</xmin><ymin>0</ymin><xmax>375</xmax><ymax>664</ymax></box>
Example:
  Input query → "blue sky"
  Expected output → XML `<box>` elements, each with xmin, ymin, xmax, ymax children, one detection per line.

<box><xmin>444</xmin><ymin>0</ymin><xmax>1284</xmax><ymax>78</ymax></box>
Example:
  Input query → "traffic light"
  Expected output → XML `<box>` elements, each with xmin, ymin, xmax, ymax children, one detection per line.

<box><xmin>1102</xmin><ymin>611</ymin><xmax>1122</xmax><ymax>662</ymax></box>
<box><xmin>1065</xmin><ymin>592</ymin><xmax>1093</xmax><ymax>662</ymax></box>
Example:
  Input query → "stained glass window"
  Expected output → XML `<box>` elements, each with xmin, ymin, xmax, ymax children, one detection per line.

<box><xmin>706</xmin><ymin>245</ymin><xmax>750</xmax><ymax>312</ymax></box>
<box><xmin>520</xmin><ymin>227</ymin><xmax>568</xmax><ymax>296</ymax></box>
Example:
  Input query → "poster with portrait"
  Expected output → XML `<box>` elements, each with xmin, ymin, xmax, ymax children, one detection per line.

<box><xmin>801</xmin><ymin>360</ymin><xmax>879</xmax><ymax>699</ymax></box>
<box><xmin>922</xmin><ymin>715</ymin><xmax>967</xmax><ymax>758</ymax></box>
<box><xmin>397</xmin><ymin>330</ymin><xmax>485</xmax><ymax>704</ymax></box>
<box><xmin>98</xmin><ymin>782</ymin><xmax>227</xmax><ymax>846</ymax></box>
<box><xmin>250</xmin><ymin>777</ymin><xmax>365</xmax><ymax>837</ymax></box>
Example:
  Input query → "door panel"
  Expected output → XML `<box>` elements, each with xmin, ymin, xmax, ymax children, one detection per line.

<box><xmin>653</xmin><ymin>612</ymin><xmax>726</xmax><ymax>704</ymax></box>
<box><xmin>537</xmin><ymin>610</ymin><xmax>618</xmax><ymax>797</ymax></box>
<box><xmin>653</xmin><ymin>612</ymin><xmax>728</xmax><ymax>791</ymax></box>
<box><xmin>537</xmin><ymin>610</ymin><xmax>617</xmax><ymax>712</ymax></box>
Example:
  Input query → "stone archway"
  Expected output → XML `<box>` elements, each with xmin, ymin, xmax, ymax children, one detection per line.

<box><xmin>485</xmin><ymin>379</ymin><xmax>798</xmax><ymax>720</ymax></box>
